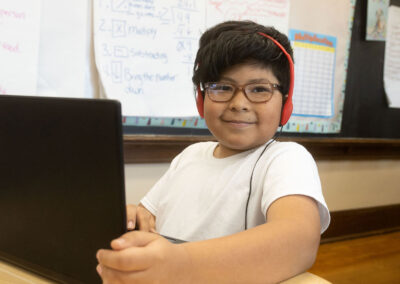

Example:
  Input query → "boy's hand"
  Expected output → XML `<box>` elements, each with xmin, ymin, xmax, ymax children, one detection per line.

<box><xmin>126</xmin><ymin>204</ymin><xmax>156</xmax><ymax>232</ymax></box>
<box><xmin>96</xmin><ymin>231</ymin><xmax>192</xmax><ymax>284</ymax></box>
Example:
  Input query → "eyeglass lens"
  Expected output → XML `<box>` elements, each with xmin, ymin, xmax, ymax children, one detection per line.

<box><xmin>206</xmin><ymin>83</ymin><xmax>276</xmax><ymax>102</ymax></box>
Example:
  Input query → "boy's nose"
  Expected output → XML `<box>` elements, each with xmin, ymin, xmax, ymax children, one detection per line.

<box><xmin>228</xmin><ymin>88</ymin><xmax>251</xmax><ymax>111</ymax></box>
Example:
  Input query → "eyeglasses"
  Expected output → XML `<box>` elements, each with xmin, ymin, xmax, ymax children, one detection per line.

<box><xmin>204</xmin><ymin>82</ymin><xmax>281</xmax><ymax>103</ymax></box>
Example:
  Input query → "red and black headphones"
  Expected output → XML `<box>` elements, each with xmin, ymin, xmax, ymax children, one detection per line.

<box><xmin>196</xmin><ymin>31</ymin><xmax>294</xmax><ymax>126</ymax></box>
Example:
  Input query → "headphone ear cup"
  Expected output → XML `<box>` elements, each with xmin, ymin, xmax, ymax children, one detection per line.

<box><xmin>256</xmin><ymin>32</ymin><xmax>294</xmax><ymax>127</ymax></box>
<box><xmin>196</xmin><ymin>85</ymin><xmax>204</xmax><ymax>118</ymax></box>
<box><xmin>280</xmin><ymin>97</ymin><xmax>293</xmax><ymax>126</ymax></box>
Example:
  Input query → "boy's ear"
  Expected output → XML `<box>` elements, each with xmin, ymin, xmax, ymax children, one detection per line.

<box><xmin>282</xmin><ymin>94</ymin><xmax>289</xmax><ymax>103</ymax></box>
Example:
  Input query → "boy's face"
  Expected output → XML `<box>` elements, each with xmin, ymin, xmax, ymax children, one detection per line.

<box><xmin>204</xmin><ymin>63</ymin><xmax>283</xmax><ymax>158</ymax></box>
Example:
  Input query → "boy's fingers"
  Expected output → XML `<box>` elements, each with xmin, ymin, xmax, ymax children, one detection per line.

<box><xmin>150</xmin><ymin>217</ymin><xmax>156</xmax><ymax>233</ymax></box>
<box><xmin>136</xmin><ymin>208</ymin><xmax>150</xmax><ymax>231</ymax></box>
<box><xmin>97</xmin><ymin>264</ymin><xmax>148</xmax><ymax>283</ymax></box>
<box><xmin>136</xmin><ymin>205</ymin><xmax>155</xmax><ymax>232</ymax></box>
<box><xmin>97</xmin><ymin>245</ymin><xmax>156</xmax><ymax>271</ymax></box>
<box><xmin>97</xmin><ymin>261</ymin><xmax>142</xmax><ymax>278</ymax></box>
<box><xmin>127</xmin><ymin>220</ymin><xmax>135</xmax><ymax>231</ymax></box>
<box><xmin>125</xmin><ymin>204</ymin><xmax>156</xmax><ymax>232</ymax></box>
<box><xmin>111</xmin><ymin>230</ymin><xmax>160</xmax><ymax>250</ymax></box>
<box><xmin>126</xmin><ymin>204</ymin><xmax>137</xmax><ymax>230</ymax></box>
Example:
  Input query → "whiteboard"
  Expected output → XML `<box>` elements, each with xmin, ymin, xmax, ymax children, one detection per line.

<box><xmin>93</xmin><ymin>0</ymin><xmax>290</xmax><ymax>117</ymax></box>
<box><xmin>0</xmin><ymin>0</ymin><xmax>355</xmax><ymax>134</ymax></box>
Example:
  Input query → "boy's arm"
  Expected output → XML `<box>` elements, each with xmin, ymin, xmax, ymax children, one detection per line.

<box><xmin>97</xmin><ymin>194</ymin><xmax>321</xmax><ymax>284</ymax></box>
<box><xmin>183</xmin><ymin>194</ymin><xmax>321</xmax><ymax>283</ymax></box>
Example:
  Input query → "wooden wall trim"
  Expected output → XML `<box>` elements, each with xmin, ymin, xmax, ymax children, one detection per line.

<box><xmin>123</xmin><ymin>135</ymin><xmax>400</xmax><ymax>163</ymax></box>
<box><xmin>321</xmin><ymin>204</ymin><xmax>400</xmax><ymax>243</ymax></box>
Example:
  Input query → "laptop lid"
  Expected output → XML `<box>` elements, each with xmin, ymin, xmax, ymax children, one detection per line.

<box><xmin>0</xmin><ymin>95</ymin><xmax>127</xmax><ymax>283</ymax></box>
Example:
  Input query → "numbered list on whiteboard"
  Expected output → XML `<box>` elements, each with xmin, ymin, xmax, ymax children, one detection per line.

<box><xmin>94</xmin><ymin>0</ymin><xmax>203</xmax><ymax>117</ymax></box>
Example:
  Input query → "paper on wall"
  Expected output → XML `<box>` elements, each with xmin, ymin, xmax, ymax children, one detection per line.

<box><xmin>0</xmin><ymin>0</ymin><xmax>41</xmax><ymax>95</ymax></box>
<box><xmin>290</xmin><ymin>30</ymin><xmax>336</xmax><ymax>118</ymax></box>
<box><xmin>93</xmin><ymin>0</ymin><xmax>203</xmax><ymax>117</ymax></box>
<box><xmin>383</xmin><ymin>5</ymin><xmax>400</xmax><ymax>108</ymax></box>
<box><xmin>366</xmin><ymin>0</ymin><xmax>389</xmax><ymax>41</ymax></box>
<box><xmin>205</xmin><ymin>0</ymin><xmax>290</xmax><ymax>34</ymax></box>
<box><xmin>37</xmin><ymin>0</ymin><xmax>94</xmax><ymax>99</ymax></box>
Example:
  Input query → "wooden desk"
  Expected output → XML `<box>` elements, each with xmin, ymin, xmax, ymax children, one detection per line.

<box><xmin>0</xmin><ymin>259</ymin><xmax>331</xmax><ymax>284</ymax></box>
<box><xmin>0</xmin><ymin>260</ymin><xmax>53</xmax><ymax>284</ymax></box>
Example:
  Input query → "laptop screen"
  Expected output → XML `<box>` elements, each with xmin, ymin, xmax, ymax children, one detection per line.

<box><xmin>0</xmin><ymin>95</ymin><xmax>127</xmax><ymax>283</ymax></box>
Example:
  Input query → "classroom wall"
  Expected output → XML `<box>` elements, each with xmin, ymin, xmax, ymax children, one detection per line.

<box><xmin>124</xmin><ymin>159</ymin><xmax>400</xmax><ymax>212</ymax></box>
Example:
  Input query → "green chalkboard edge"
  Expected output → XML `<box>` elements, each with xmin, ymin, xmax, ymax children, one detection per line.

<box><xmin>123</xmin><ymin>135</ymin><xmax>400</xmax><ymax>163</ymax></box>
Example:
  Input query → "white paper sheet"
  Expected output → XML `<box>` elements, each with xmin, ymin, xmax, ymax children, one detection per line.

<box><xmin>0</xmin><ymin>0</ymin><xmax>41</xmax><ymax>95</ymax></box>
<box><xmin>94</xmin><ymin>0</ymin><xmax>204</xmax><ymax>117</ymax></box>
<box><xmin>384</xmin><ymin>5</ymin><xmax>400</xmax><ymax>108</ymax></box>
<box><xmin>366</xmin><ymin>0</ymin><xmax>389</xmax><ymax>41</ymax></box>
<box><xmin>205</xmin><ymin>0</ymin><xmax>290</xmax><ymax>34</ymax></box>
<box><xmin>36</xmin><ymin>0</ymin><xmax>94</xmax><ymax>98</ymax></box>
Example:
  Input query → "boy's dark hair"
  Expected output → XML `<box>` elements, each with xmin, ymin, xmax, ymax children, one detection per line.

<box><xmin>192</xmin><ymin>21</ymin><xmax>294</xmax><ymax>96</ymax></box>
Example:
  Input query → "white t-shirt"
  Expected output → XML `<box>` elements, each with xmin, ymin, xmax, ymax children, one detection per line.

<box><xmin>141</xmin><ymin>140</ymin><xmax>330</xmax><ymax>242</ymax></box>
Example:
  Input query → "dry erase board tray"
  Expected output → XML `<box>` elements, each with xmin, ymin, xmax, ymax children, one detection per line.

<box><xmin>122</xmin><ymin>115</ymin><xmax>346</xmax><ymax>135</ymax></box>
<box><xmin>122</xmin><ymin>116</ymin><xmax>211</xmax><ymax>136</ymax></box>
<box><xmin>123</xmin><ymin>125</ymin><xmax>211</xmax><ymax>136</ymax></box>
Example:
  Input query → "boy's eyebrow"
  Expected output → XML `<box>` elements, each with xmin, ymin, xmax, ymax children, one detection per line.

<box><xmin>219</xmin><ymin>77</ymin><xmax>277</xmax><ymax>84</ymax></box>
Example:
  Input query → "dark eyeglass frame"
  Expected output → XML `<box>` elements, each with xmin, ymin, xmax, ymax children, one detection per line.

<box><xmin>204</xmin><ymin>82</ymin><xmax>282</xmax><ymax>103</ymax></box>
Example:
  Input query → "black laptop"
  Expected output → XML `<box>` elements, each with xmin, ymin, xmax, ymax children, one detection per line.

<box><xmin>0</xmin><ymin>95</ymin><xmax>127</xmax><ymax>283</ymax></box>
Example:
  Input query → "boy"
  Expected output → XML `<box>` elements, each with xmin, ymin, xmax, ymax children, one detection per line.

<box><xmin>96</xmin><ymin>21</ymin><xmax>330</xmax><ymax>283</ymax></box>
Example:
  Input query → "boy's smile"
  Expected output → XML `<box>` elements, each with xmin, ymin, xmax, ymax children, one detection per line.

<box><xmin>220</xmin><ymin>116</ymin><xmax>257</xmax><ymax>130</ymax></box>
<box><xmin>203</xmin><ymin>63</ymin><xmax>283</xmax><ymax>158</ymax></box>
